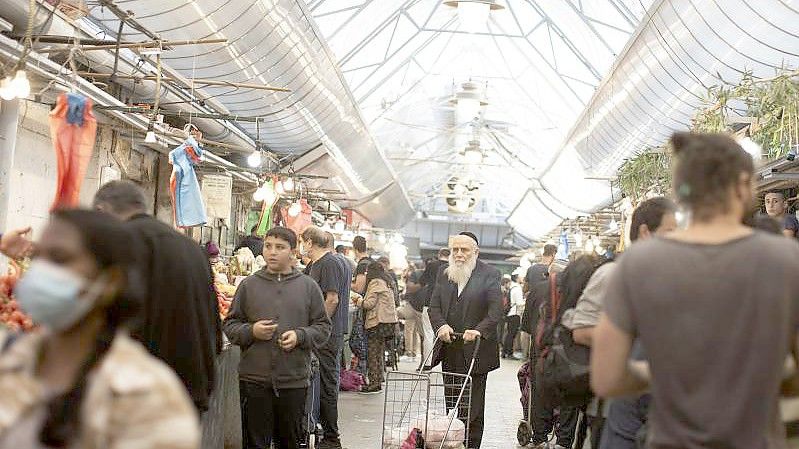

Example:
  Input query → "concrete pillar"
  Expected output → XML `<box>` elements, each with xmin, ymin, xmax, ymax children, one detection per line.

<box><xmin>0</xmin><ymin>99</ymin><xmax>20</xmax><ymax>232</ymax></box>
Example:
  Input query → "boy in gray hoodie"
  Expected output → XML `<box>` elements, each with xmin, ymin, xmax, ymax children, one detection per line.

<box><xmin>224</xmin><ymin>227</ymin><xmax>331</xmax><ymax>449</ymax></box>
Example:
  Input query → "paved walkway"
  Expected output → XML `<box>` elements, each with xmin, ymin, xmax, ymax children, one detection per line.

<box><xmin>339</xmin><ymin>357</ymin><xmax>526</xmax><ymax>449</ymax></box>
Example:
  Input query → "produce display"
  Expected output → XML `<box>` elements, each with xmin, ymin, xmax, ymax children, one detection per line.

<box><xmin>0</xmin><ymin>260</ymin><xmax>34</xmax><ymax>332</ymax></box>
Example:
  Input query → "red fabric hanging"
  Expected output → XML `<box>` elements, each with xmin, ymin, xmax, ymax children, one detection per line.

<box><xmin>49</xmin><ymin>93</ymin><xmax>97</xmax><ymax>210</ymax></box>
<box><xmin>283</xmin><ymin>199</ymin><xmax>312</xmax><ymax>235</ymax></box>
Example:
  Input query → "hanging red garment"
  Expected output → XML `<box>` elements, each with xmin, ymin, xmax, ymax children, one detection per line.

<box><xmin>49</xmin><ymin>93</ymin><xmax>97</xmax><ymax>210</ymax></box>
<box><xmin>283</xmin><ymin>199</ymin><xmax>312</xmax><ymax>235</ymax></box>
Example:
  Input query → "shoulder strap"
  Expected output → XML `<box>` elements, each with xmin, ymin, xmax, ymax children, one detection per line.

<box><xmin>548</xmin><ymin>273</ymin><xmax>560</xmax><ymax>326</ymax></box>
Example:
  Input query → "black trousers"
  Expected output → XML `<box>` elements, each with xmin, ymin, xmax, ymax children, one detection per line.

<box><xmin>442</xmin><ymin>343</ymin><xmax>488</xmax><ymax>449</ymax></box>
<box><xmin>502</xmin><ymin>315</ymin><xmax>521</xmax><ymax>356</ymax></box>
<box><xmin>315</xmin><ymin>333</ymin><xmax>343</xmax><ymax>440</ymax></box>
<box><xmin>532</xmin><ymin>402</ymin><xmax>580</xmax><ymax>447</ymax></box>
<box><xmin>239</xmin><ymin>380</ymin><xmax>307</xmax><ymax>449</ymax></box>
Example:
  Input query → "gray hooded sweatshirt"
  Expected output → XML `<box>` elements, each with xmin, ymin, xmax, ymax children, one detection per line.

<box><xmin>223</xmin><ymin>268</ymin><xmax>331</xmax><ymax>388</ymax></box>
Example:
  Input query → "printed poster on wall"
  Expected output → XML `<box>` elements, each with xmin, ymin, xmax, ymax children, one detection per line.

<box><xmin>201</xmin><ymin>174</ymin><xmax>233</xmax><ymax>220</ymax></box>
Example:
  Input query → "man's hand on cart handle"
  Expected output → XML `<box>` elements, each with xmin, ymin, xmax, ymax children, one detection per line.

<box><xmin>463</xmin><ymin>329</ymin><xmax>481</xmax><ymax>342</ymax></box>
<box><xmin>437</xmin><ymin>325</ymin><xmax>455</xmax><ymax>343</ymax></box>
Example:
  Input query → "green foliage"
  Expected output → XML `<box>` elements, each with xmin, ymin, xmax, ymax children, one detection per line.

<box><xmin>617</xmin><ymin>150</ymin><xmax>672</xmax><ymax>205</ymax></box>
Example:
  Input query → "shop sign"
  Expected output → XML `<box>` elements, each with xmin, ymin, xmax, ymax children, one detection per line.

<box><xmin>202</xmin><ymin>174</ymin><xmax>233</xmax><ymax>220</ymax></box>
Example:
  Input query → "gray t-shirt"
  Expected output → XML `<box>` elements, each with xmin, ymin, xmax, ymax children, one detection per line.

<box><xmin>604</xmin><ymin>232</ymin><xmax>799</xmax><ymax>449</ymax></box>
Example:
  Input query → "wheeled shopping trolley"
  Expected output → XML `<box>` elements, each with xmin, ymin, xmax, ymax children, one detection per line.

<box><xmin>381</xmin><ymin>334</ymin><xmax>481</xmax><ymax>449</ymax></box>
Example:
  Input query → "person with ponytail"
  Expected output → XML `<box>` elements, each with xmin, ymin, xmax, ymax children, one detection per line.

<box><xmin>0</xmin><ymin>209</ymin><xmax>199</xmax><ymax>448</ymax></box>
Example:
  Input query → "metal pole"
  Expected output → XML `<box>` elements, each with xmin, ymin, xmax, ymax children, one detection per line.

<box><xmin>79</xmin><ymin>73</ymin><xmax>290</xmax><ymax>92</ymax></box>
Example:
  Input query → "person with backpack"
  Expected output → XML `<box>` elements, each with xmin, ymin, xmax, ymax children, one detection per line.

<box><xmin>560</xmin><ymin>197</ymin><xmax>677</xmax><ymax>449</ymax></box>
<box><xmin>529</xmin><ymin>257</ymin><xmax>601</xmax><ymax>449</ymax></box>
<box><xmin>592</xmin><ymin>133</ymin><xmax>799</xmax><ymax>449</ymax></box>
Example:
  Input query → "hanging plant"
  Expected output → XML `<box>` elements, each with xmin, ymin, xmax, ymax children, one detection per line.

<box><xmin>616</xmin><ymin>149</ymin><xmax>672</xmax><ymax>205</ymax></box>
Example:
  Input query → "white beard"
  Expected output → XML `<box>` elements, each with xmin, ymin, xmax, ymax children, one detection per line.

<box><xmin>446</xmin><ymin>254</ymin><xmax>477</xmax><ymax>286</ymax></box>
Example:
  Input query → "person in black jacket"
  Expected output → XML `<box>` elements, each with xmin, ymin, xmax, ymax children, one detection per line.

<box><xmin>236</xmin><ymin>225</ymin><xmax>265</xmax><ymax>257</ymax></box>
<box><xmin>428</xmin><ymin>232</ymin><xmax>503</xmax><ymax>449</ymax></box>
<box><xmin>93</xmin><ymin>180</ymin><xmax>221</xmax><ymax>412</ymax></box>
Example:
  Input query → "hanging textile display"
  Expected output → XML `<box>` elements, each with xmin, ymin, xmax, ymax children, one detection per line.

<box><xmin>49</xmin><ymin>92</ymin><xmax>97</xmax><ymax>210</ymax></box>
<box><xmin>255</xmin><ymin>179</ymin><xmax>278</xmax><ymax>236</ymax></box>
<box><xmin>169</xmin><ymin>136</ymin><xmax>208</xmax><ymax>227</ymax></box>
<box><xmin>283</xmin><ymin>198</ymin><xmax>312</xmax><ymax>235</ymax></box>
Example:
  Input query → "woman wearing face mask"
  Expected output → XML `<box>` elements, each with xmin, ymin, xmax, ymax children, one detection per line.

<box><xmin>0</xmin><ymin>209</ymin><xmax>199</xmax><ymax>448</ymax></box>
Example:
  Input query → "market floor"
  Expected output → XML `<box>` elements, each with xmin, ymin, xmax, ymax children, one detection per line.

<box><xmin>338</xmin><ymin>356</ymin><xmax>525</xmax><ymax>449</ymax></box>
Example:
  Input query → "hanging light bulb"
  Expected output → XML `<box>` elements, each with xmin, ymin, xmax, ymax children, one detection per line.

<box><xmin>283</xmin><ymin>177</ymin><xmax>295</xmax><ymax>192</ymax></box>
<box><xmin>288</xmin><ymin>201</ymin><xmax>302</xmax><ymax>217</ymax></box>
<box><xmin>583</xmin><ymin>239</ymin><xmax>595</xmax><ymax>254</ymax></box>
<box><xmin>10</xmin><ymin>70</ymin><xmax>30</xmax><ymax>99</ymax></box>
<box><xmin>334</xmin><ymin>220</ymin><xmax>346</xmax><ymax>232</ymax></box>
<box><xmin>0</xmin><ymin>76</ymin><xmax>15</xmax><ymax>101</ymax></box>
<box><xmin>392</xmin><ymin>233</ymin><xmax>404</xmax><ymax>244</ymax></box>
<box><xmin>253</xmin><ymin>185</ymin><xmax>266</xmax><ymax>202</ymax></box>
<box><xmin>144</xmin><ymin>123</ymin><xmax>157</xmax><ymax>143</ymax></box>
<box><xmin>247</xmin><ymin>150</ymin><xmax>262</xmax><ymax>168</ymax></box>
<box><xmin>378</xmin><ymin>233</ymin><xmax>387</xmax><ymax>244</ymax></box>
<box><xmin>263</xmin><ymin>185</ymin><xmax>277</xmax><ymax>206</ymax></box>
<box><xmin>608</xmin><ymin>217</ymin><xmax>619</xmax><ymax>232</ymax></box>
<box><xmin>274</xmin><ymin>180</ymin><xmax>285</xmax><ymax>195</ymax></box>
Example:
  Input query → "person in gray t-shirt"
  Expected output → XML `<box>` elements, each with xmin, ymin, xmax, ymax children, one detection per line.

<box><xmin>592</xmin><ymin>132</ymin><xmax>799</xmax><ymax>449</ymax></box>
<box><xmin>560</xmin><ymin>197</ymin><xmax>676</xmax><ymax>449</ymax></box>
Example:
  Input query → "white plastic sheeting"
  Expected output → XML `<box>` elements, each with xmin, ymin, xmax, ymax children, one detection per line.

<box><xmin>510</xmin><ymin>0</ymin><xmax>799</xmax><ymax>239</ymax></box>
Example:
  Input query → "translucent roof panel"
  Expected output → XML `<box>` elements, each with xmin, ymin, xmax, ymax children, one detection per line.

<box><xmin>308</xmin><ymin>0</ymin><xmax>653</xmax><ymax>223</ymax></box>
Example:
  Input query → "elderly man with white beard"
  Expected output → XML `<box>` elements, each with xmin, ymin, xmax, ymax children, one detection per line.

<box><xmin>428</xmin><ymin>232</ymin><xmax>504</xmax><ymax>449</ymax></box>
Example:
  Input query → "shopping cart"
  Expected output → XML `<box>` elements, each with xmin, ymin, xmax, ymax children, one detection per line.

<box><xmin>381</xmin><ymin>333</ymin><xmax>481</xmax><ymax>449</ymax></box>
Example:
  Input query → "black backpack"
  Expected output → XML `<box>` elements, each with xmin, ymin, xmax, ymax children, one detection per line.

<box><xmin>535</xmin><ymin>256</ymin><xmax>607</xmax><ymax>408</ymax></box>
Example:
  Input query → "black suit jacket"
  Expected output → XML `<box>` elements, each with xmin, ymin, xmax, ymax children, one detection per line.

<box><xmin>428</xmin><ymin>260</ymin><xmax>503</xmax><ymax>374</ymax></box>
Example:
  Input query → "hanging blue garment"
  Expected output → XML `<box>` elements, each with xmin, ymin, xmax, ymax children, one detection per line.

<box><xmin>169</xmin><ymin>136</ymin><xmax>207</xmax><ymax>227</ymax></box>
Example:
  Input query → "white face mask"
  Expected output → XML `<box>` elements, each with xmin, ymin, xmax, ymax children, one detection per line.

<box><xmin>14</xmin><ymin>260</ymin><xmax>104</xmax><ymax>332</ymax></box>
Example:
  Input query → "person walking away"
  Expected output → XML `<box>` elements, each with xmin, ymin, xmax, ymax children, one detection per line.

<box><xmin>417</xmin><ymin>249</ymin><xmax>449</xmax><ymax>364</ymax></box>
<box><xmin>0</xmin><ymin>209</ymin><xmax>199</xmax><ymax>448</ymax></box>
<box><xmin>502</xmin><ymin>276</ymin><xmax>524</xmax><ymax>360</ymax></box>
<box><xmin>559</xmin><ymin>197</ymin><xmax>677</xmax><ymax>449</ymax></box>
<box><xmin>236</xmin><ymin>225</ymin><xmax>265</xmax><ymax>257</ymax></box>
<box><xmin>355</xmin><ymin>261</ymin><xmax>399</xmax><ymax>394</ymax></box>
<box><xmin>302</xmin><ymin>227</ymin><xmax>349</xmax><ymax>449</ymax></box>
<box><xmin>224</xmin><ymin>227</ymin><xmax>331</xmax><ymax>449</ymax></box>
<box><xmin>764</xmin><ymin>190</ymin><xmax>799</xmax><ymax>238</ymax></box>
<box><xmin>93</xmin><ymin>180</ymin><xmax>220</xmax><ymax>412</ymax></box>
<box><xmin>592</xmin><ymin>132</ymin><xmax>799</xmax><ymax>449</ymax></box>
<box><xmin>335</xmin><ymin>244</ymin><xmax>357</xmax><ymax>271</ymax></box>
<box><xmin>350</xmin><ymin>235</ymin><xmax>371</xmax><ymax>377</ymax></box>
<box><xmin>401</xmin><ymin>268</ymin><xmax>425</xmax><ymax>359</ymax></box>
<box><xmin>429</xmin><ymin>232</ymin><xmax>503</xmax><ymax>449</ymax></box>
<box><xmin>524</xmin><ymin>244</ymin><xmax>556</xmax><ymax>294</ymax></box>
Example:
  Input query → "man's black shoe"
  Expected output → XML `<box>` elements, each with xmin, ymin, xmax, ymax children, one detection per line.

<box><xmin>317</xmin><ymin>437</ymin><xmax>343</xmax><ymax>449</ymax></box>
